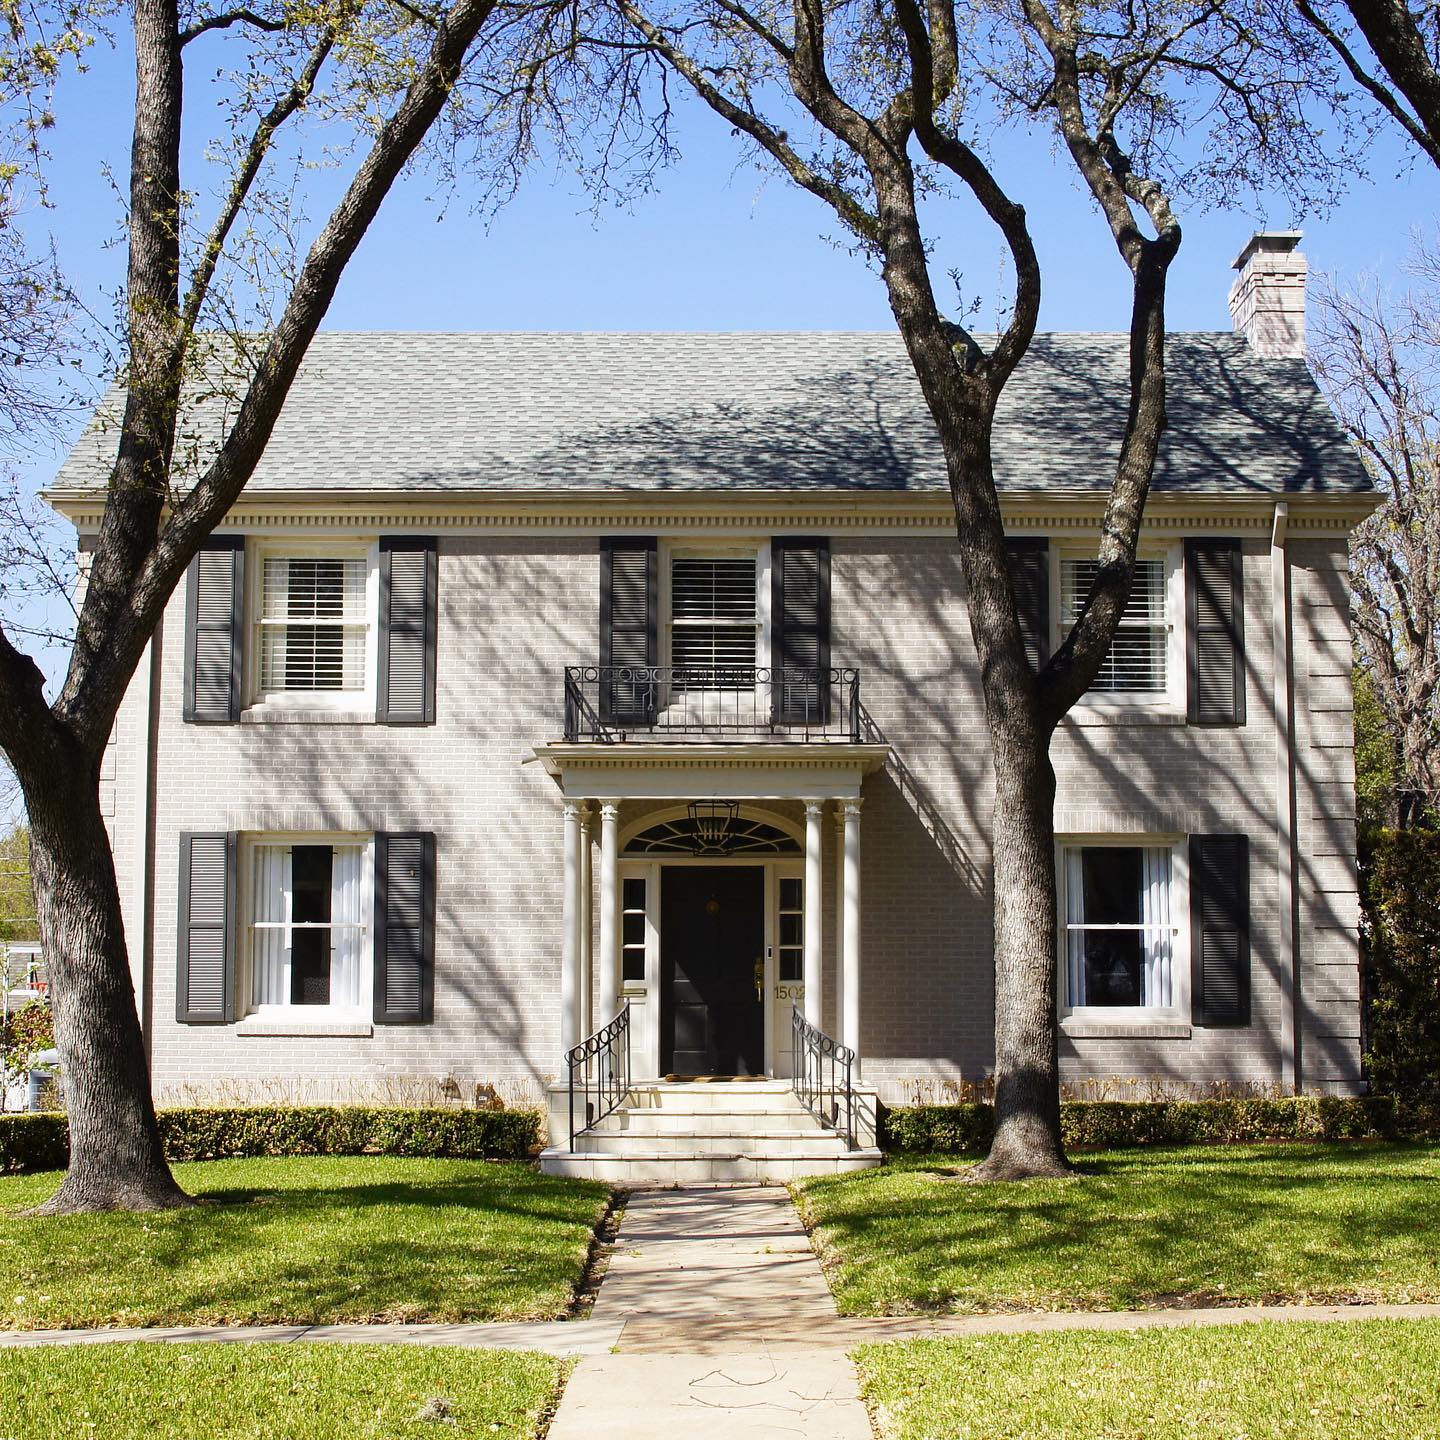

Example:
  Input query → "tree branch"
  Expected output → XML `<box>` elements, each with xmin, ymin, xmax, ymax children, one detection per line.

<box><xmin>179</xmin><ymin>7</ymin><xmax>286</xmax><ymax>45</ymax></box>
<box><xmin>180</xmin><ymin>25</ymin><xmax>339</xmax><ymax>339</ymax></box>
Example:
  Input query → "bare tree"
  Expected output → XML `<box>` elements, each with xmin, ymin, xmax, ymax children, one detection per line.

<box><xmin>613</xmin><ymin>0</ymin><xmax>1323</xmax><ymax>1177</ymax></box>
<box><xmin>1313</xmin><ymin>245</ymin><xmax>1440</xmax><ymax>827</ymax></box>
<box><xmin>0</xmin><ymin>0</ymin><xmax>656</xmax><ymax>1212</ymax></box>
<box><xmin>1295</xmin><ymin>0</ymin><xmax>1440</xmax><ymax>170</ymax></box>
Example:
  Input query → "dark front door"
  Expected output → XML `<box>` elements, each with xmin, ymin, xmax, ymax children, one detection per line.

<box><xmin>661</xmin><ymin>866</ymin><xmax>765</xmax><ymax>1076</ymax></box>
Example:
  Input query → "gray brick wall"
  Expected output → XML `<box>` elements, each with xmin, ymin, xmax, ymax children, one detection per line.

<box><xmin>108</xmin><ymin>528</ymin><xmax>1362</xmax><ymax>1105</ymax></box>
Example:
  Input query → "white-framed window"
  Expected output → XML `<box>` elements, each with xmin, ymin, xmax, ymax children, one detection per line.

<box><xmin>1056</xmin><ymin>546</ymin><xmax>1182</xmax><ymax>704</ymax></box>
<box><xmin>664</xmin><ymin>544</ymin><xmax>767</xmax><ymax>693</ymax></box>
<box><xmin>246</xmin><ymin>835</ymin><xmax>373</xmax><ymax>1014</ymax></box>
<box><xmin>249</xmin><ymin>542</ymin><xmax>378</xmax><ymax>708</ymax></box>
<box><xmin>1059</xmin><ymin>839</ymin><xmax>1187</xmax><ymax>1018</ymax></box>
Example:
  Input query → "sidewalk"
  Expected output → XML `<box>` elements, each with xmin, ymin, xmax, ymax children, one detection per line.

<box><xmin>547</xmin><ymin>1185</ymin><xmax>874</xmax><ymax>1439</ymax></box>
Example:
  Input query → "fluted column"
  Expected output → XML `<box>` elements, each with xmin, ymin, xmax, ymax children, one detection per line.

<box><xmin>598</xmin><ymin>802</ymin><xmax>621</xmax><ymax>1026</ymax></box>
<box><xmin>841</xmin><ymin>798</ymin><xmax>863</xmax><ymax>1077</ymax></box>
<box><xmin>804</xmin><ymin>799</ymin><xmax>825</xmax><ymax>1029</ymax></box>
<box><xmin>560</xmin><ymin>798</ymin><xmax>584</xmax><ymax>1059</ymax></box>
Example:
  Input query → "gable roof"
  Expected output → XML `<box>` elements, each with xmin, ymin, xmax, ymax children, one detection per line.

<box><xmin>51</xmin><ymin>330</ymin><xmax>1372</xmax><ymax>497</ymax></box>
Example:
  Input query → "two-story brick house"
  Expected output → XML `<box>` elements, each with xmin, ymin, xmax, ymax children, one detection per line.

<box><xmin>47</xmin><ymin>232</ymin><xmax>1375</xmax><ymax>1179</ymax></box>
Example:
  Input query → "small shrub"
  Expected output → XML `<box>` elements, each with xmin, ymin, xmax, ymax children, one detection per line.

<box><xmin>880</xmin><ymin>1095</ymin><xmax>1422</xmax><ymax>1154</ymax></box>
<box><xmin>0</xmin><ymin>1105</ymin><xmax>541</xmax><ymax>1175</ymax></box>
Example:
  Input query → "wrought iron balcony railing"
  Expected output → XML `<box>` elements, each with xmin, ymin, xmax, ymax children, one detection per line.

<box><xmin>563</xmin><ymin>665</ymin><xmax>862</xmax><ymax>743</ymax></box>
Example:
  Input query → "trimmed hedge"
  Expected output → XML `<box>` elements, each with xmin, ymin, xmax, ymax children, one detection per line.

<box><xmin>880</xmin><ymin>1095</ymin><xmax>1440</xmax><ymax>1154</ymax></box>
<box><xmin>0</xmin><ymin>1112</ymin><xmax>69</xmax><ymax>1174</ymax></box>
<box><xmin>0</xmin><ymin>1105</ymin><xmax>541</xmax><ymax>1175</ymax></box>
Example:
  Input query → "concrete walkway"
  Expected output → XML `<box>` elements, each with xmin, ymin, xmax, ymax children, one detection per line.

<box><xmin>549</xmin><ymin>1185</ymin><xmax>874</xmax><ymax>1439</ymax></box>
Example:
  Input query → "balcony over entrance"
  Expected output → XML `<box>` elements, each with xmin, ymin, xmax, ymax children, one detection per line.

<box><xmin>563</xmin><ymin>665</ymin><xmax>863</xmax><ymax>743</ymax></box>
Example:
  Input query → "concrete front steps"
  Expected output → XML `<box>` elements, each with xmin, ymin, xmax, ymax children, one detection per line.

<box><xmin>540</xmin><ymin>1079</ymin><xmax>883</xmax><ymax>1183</ymax></box>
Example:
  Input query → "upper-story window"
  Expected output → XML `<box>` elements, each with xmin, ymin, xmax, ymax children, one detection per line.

<box><xmin>1057</xmin><ymin>548</ymin><xmax>1181</xmax><ymax>704</ymax></box>
<box><xmin>250</xmin><ymin>544</ymin><xmax>377</xmax><ymax>707</ymax></box>
<box><xmin>668</xmin><ymin>551</ymin><xmax>761</xmax><ymax>692</ymax></box>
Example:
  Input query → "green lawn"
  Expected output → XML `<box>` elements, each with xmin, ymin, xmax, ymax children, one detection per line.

<box><xmin>856</xmin><ymin>1319</ymin><xmax>1440</xmax><ymax>1440</ymax></box>
<box><xmin>0</xmin><ymin>1342</ymin><xmax>565</xmax><ymax>1439</ymax></box>
<box><xmin>0</xmin><ymin>1157</ymin><xmax>608</xmax><ymax>1328</ymax></box>
<box><xmin>796</xmin><ymin>1143</ymin><xmax>1440</xmax><ymax>1314</ymax></box>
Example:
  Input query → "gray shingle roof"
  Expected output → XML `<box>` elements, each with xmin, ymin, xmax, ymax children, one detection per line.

<box><xmin>51</xmin><ymin>331</ymin><xmax>1372</xmax><ymax>496</ymax></box>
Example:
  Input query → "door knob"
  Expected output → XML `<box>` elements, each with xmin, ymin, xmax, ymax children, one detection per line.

<box><xmin>753</xmin><ymin>958</ymin><xmax>765</xmax><ymax>1002</ymax></box>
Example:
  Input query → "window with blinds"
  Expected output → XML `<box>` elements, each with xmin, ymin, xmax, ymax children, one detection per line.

<box><xmin>1060</xmin><ymin>557</ymin><xmax>1168</xmax><ymax>694</ymax></box>
<box><xmin>669</xmin><ymin>555</ymin><xmax>758</xmax><ymax>692</ymax></box>
<box><xmin>258</xmin><ymin>555</ymin><xmax>368</xmax><ymax>694</ymax></box>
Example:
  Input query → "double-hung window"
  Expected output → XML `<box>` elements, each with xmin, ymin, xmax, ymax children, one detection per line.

<box><xmin>1061</xmin><ymin>843</ymin><xmax>1180</xmax><ymax>1015</ymax></box>
<box><xmin>253</xmin><ymin>547</ymin><xmax>375</xmax><ymax>706</ymax></box>
<box><xmin>249</xmin><ymin>838</ymin><xmax>371</xmax><ymax>1013</ymax></box>
<box><xmin>1059</xmin><ymin>554</ymin><xmax>1173</xmax><ymax>698</ymax></box>
<box><xmin>669</xmin><ymin>553</ymin><xmax>760</xmax><ymax>692</ymax></box>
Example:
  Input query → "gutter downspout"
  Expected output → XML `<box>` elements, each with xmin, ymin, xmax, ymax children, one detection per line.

<box><xmin>1271</xmin><ymin>504</ymin><xmax>1301</xmax><ymax>1093</ymax></box>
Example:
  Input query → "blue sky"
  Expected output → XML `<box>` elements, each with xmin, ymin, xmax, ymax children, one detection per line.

<box><xmin>13</xmin><ymin>28</ymin><xmax>1440</xmax><ymax>579</ymax></box>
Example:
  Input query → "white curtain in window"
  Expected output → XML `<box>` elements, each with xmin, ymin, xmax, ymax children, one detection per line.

<box><xmin>1064</xmin><ymin>848</ymin><xmax>1087</xmax><ymax>1007</ymax></box>
<box><xmin>1141</xmin><ymin>847</ymin><xmax>1173</xmax><ymax>1008</ymax></box>
<box><xmin>252</xmin><ymin>845</ymin><xmax>291</xmax><ymax>1006</ymax></box>
<box><xmin>330</xmin><ymin>845</ymin><xmax>364</xmax><ymax>1010</ymax></box>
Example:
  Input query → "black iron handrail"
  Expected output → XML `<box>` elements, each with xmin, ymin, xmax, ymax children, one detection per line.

<box><xmin>791</xmin><ymin>1008</ymin><xmax>857</xmax><ymax>1150</ymax></box>
<box><xmin>566</xmin><ymin>1003</ymin><xmax>631</xmax><ymax>1149</ymax></box>
<box><xmin>563</xmin><ymin>665</ymin><xmax>862</xmax><ymax>742</ymax></box>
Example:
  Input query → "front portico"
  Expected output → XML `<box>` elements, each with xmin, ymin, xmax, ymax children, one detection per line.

<box><xmin>534</xmin><ymin>743</ymin><xmax>890</xmax><ymax>1083</ymax></box>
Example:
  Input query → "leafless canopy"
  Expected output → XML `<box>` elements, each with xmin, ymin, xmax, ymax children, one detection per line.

<box><xmin>1313</xmin><ymin>243</ymin><xmax>1440</xmax><ymax>826</ymax></box>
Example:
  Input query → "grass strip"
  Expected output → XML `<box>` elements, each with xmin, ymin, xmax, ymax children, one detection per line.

<box><xmin>856</xmin><ymin>1318</ymin><xmax>1440</xmax><ymax>1439</ymax></box>
<box><xmin>0</xmin><ymin>1342</ymin><xmax>565</xmax><ymax>1440</ymax></box>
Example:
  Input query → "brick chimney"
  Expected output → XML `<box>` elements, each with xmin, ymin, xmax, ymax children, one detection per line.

<box><xmin>1229</xmin><ymin>231</ymin><xmax>1307</xmax><ymax>359</ymax></box>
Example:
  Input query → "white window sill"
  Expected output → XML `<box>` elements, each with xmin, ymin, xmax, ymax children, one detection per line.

<box><xmin>241</xmin><ymin>706</ymin><xmax>376</xmax><ymax>725</ymax></box>
<box><xmin>1062</xmin><ymin>1016</ymin><xmax>1192</xmax><ymax>1040</ymax></box>
<box><xmin>235</xmin><ymin>1015</ymin><xmax>374</xmax><ymax>1038</ymax></box>
<box><xmin>1061</xmin><ymin>704</ymin><xmax>1184</xmax><ymax>727</ymax></box>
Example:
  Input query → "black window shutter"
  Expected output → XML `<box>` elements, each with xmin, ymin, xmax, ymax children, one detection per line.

<box><xmin>1190</xmin><ymin>834</ymin><xmax>1251</xmax><ymax>1027</ymax></box>
<box><xmin>183</xmin><ymin>537</ymin><xmax>244</xmax><ymax>723</ymax></box>
<box><xmin>599</xmin><ymin>538</ymin><xmax>658</xmax><ymax>725</ymax></box>
<box><xmin>1006</xmin><ymin>537</ymin><xmax>1050</xmax><ymax>673</ymax></box>
<box><xmin>1186</xmin><ymin>539</ymin><xmax>1246</xmax><ymax>725</ymax></box>
<box><xmin>176</xmin><ymin>832</ymin><xmax>236</xmax><ymax>1023</ymax></box>
<box><xmin>772</xmin><ymin>537</ymin><xmax>831</xmax><ymax>724</ymax></box>
<box><xmin>374</xmin><ymin>831</ymin><xmax>436</xmax><ymax>1024</ymax></box>
<box><xmin>378</xmin><ymin>538</ymin><xmax>438</xmax><ymax>724</ymax></box>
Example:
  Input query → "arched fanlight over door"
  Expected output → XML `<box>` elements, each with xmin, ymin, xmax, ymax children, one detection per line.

<box><xmin>624</xmin><ymin>814</ymin><xmax>801</xmax><ymax>856</ymax></box>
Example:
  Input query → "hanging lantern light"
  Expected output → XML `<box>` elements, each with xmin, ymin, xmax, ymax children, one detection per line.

<box><xmin>687</xmin><ymin>798</ymin><xmax>739</xmax><ymax>854</ymax></box>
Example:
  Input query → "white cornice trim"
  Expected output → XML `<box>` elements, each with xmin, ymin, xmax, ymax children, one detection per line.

<box><xmin>48</xmin><ymin>486</ymin><xmax>1381</xmax><ymax>538</ymax></box>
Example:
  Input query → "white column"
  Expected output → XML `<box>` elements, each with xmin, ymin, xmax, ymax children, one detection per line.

<box><xmin>804</xmin><ymin>799</ymin><xmax>825</xmax><ymax>1029</ymax></box>
<box><xmin>833</xmin><ymin>808</ymin><xmax>847</xmax><ymax>1040</ymax></box>
<box><xmin>598</xmin><ymin>803</ymin><xmax>621</xmax><ymax>1025</ymax></box>
<box><xmin>560</xmin><ymin>798</ymin><xmax>584</xmax><ymax>1058</ymax></box>
<box><xmin>842</xmin><ymin>798</ymin><xmax>863</xmax><ymax>1077</ymax></box>
<box><xmin>579</xmin><ymin>805</ymin><xmax>593</xmax><ymax>1042</ymax></box>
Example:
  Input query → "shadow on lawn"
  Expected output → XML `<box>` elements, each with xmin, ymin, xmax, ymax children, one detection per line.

<box><xmin>812</xmin><ymin>1144</ymin><xmax>1440</xmax><ymax>1312</ymax></box>
<box><xmin>1</xmin><ymin>1162</ymin><xmax>608</xmax><ymax>1326</ymax></box>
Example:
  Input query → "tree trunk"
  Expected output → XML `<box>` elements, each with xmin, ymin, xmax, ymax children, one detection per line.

<box><xmin>22</xmin><ymin>728</ymin><xmax>189</xmax><ymax>1213</ymax></box>
<box><xmin>970</xmin><ymin>735</ymin><xmax>1070</xmax><ymax>1178</ymax></box>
